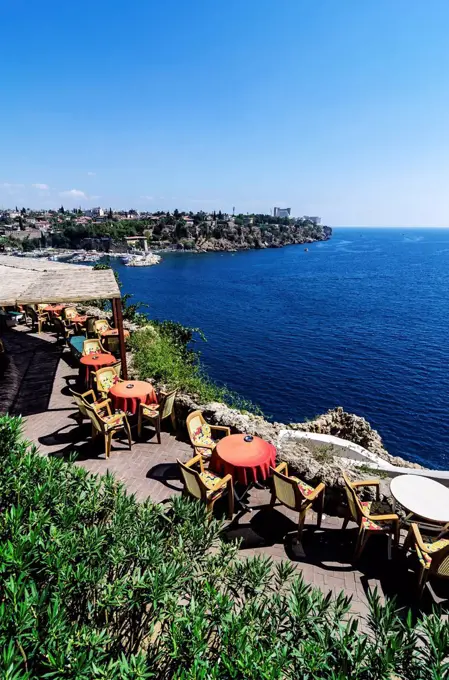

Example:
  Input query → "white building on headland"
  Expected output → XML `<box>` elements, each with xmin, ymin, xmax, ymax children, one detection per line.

<box><xmin>84</xmin><ymin>207</ymin><xmax>104</xmax><ymax>217</ymax></box>
<box><xmin>273</xmin><ymin>207</ymin><xmax>291</xmax><ymax>218</ymax></box>
<box><xmin>302</xmin><ymin>215</ymin><xmax>321</xmax><ymax>224</ymax></box>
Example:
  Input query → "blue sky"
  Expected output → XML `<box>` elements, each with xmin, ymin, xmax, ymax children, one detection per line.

<box><xmin>2</xmin><ymin>0</ymin><xmax>449</xmax><ymax>226</ymax></box>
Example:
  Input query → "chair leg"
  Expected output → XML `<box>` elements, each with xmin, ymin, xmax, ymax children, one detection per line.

<box><xmin>124</xmin><ymin>422</ymin><xmax>132</xmax><ymax>450</ymax></box>
<box><xmin>105</xmin><ymin>433</ymin><xmax>112</xmax><ymax>458</ymax></box>
<box><xmin>354</xmin><ymin>528</ymin><xmax>370</xmax><ymax>560</ymax></box>
<box><xmin>342</xmin><ymin>509</ymin><xmax>351</xmax><ymax>531</ymax></box>
<box><xmin>155</xmin><ymin>416</ymin><xmax>161</xmax><ymax>444</ymax></box>
<box><xmin>170</xmin><ymin>411</ymin><xmax>177</xmax><ymax>431</ymax></box>
<box><xmin>417</xmin><ymin>567</ymin><xmax>428</xmax><ymax>599</ymax></box>
<box><xmin>316</xmin><ymin>490</ymin><xmax>324</xmax><ymax>528</ymax></box>
<box><xmin>298</xmin><ymin>509</ymin><xmax>307</xmax><ymax>541</ymax></box>
<box><xmin>137</xmin><ymin>410</ymin><xmax>143</xmax><ymax>438</ymax></box>
<box><xmin>227</xmin><ymin>481</ymin><xmax>234</xmax><ymax>519</ymax></box>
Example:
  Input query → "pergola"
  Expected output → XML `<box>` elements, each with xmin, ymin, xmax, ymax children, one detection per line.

<box><xmin>0</xmin><ymin>255</ymin><xmax>129</xmax><ymax>378</ymax></box>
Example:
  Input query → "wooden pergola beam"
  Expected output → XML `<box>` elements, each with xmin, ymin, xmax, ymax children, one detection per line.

<box><xmin>113</xmin><ymin>298</ymin><xmax>128</xmax><ymax>380</ymax></box>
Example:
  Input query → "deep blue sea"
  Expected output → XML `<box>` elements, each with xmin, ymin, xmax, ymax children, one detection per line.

<box><xmin>112</xmin><ymin>228</ymin><xmax>449</xmax><ymax>470</ymax></box>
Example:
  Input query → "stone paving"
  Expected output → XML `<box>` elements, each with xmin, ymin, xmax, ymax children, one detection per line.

<box><xmin>2</xmin><ymin>323</ymin><xmax>448</xmax><ymax>621</ymax></box>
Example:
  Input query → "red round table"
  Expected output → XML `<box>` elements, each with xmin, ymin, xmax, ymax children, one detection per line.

<box><xmin>72</xmin><ymin>314</ymin><xmax>87</xmax><ymax>325</ymax></box>
<box><xmin>101</xmin><ymin>328</ymin><xmax>130</xmax><ymax>338</ymax></box>
<box><xmin>211</xmin><ymin>434</ymin><xmax>276</xmax><ymax>485</ymax></box>
<box><xmin>80</xmin><ymin>352</ymin><xmax>116</xmax><ymax>386</ymax></box>
<box><xmin>109</xmin><ymin>380</ymin><xmax>157</xmax><ymax>415</ymax></box>
<box><xmin>43</xmin><ymin>304</ymin><xmax>66</xmax><ymax>316</ymax></box>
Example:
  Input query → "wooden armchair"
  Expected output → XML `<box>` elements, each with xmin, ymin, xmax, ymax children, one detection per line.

<box><xmin>138</xmin><ymin>389</ymin><xmax>177</xmax><ymax>443</ymax></box>
<box><xmin>53</xmin><ymin>316</ymin><xmax>75</xmax><ymax>345</ymax></box>
<box><xmin>25</xmin><ymin>305</ymin><xmax>49</xmax><ymax>334</ymax></box>
<box><xmin>342</xmin><ymin>471</ymin><xmax>399</xmax><ymax>560</ymax></box>
<box><xmin>94</xmin><ymin>319</ymin><xmax>112</xmax><ymax>336</ymax></box>
<box><xmin>403</xmin><ymin>523</ymin><xmax>449</xmax><ymax>597</ymax></box>
<box><xmin>82</xmin><ymin>338</ymin><xmax>109</xmax><ymax>356</ymax></box>
<box><xmin>177</xmin><ymin>454</ymin><xmax>234</xmax><ymax>518</ymax></box>
<box><xmin>93</xmin><ymin>365</ymin><xmax>123</xmax><ymax>399</ymax></box>
<box><xmin>69</xmin><ymin>388</ymin><xmax>109</xmax><ymax>426</ymax></box>
<box><xmin>84</xmin><ymin>401</ymin><xmax>132</xmax><ymax>458</ymax></box>
<box><xmin>186</xmin><ymin>410</ymin><xmax>230</xmax><ymax>458</ymax></box>
<box><xmin>270</xmin><ymin>462</ymin><xmax>325</xmax><ymax>540</ymax></box>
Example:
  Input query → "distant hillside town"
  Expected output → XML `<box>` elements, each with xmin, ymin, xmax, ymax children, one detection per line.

<box><xmin>0</xmin><ymin>206</ymin><xmax>331</xmax><ymax>255</ymax></box>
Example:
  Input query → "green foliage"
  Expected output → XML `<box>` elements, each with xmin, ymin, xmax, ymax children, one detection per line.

<box><xmin>131</xmin><ymin>324</ymin><xmax>262</xmax><ymax>413</ymax></box>
<box><xmin>1</xmin><ymin>414</ymin><xmax>449</xmax><ymax>678</ymax></box>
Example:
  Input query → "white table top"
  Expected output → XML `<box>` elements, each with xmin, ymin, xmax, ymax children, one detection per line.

<box><xmin>390</xmin><ymin>475</ymin><xmax>449</xmax><ymax>524</ymax></box>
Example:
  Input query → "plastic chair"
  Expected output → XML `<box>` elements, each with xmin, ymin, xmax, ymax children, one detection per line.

<box><xmin>138</xmin><ymin>389</ymin><xmax>177</xmax><ymax>442</ymax></box>
<box><xmin>82</xmin><ymin>338</ymin><xmax>108</xmax><ymax>356</ymax></box>
<box><xmin>342</xmin><ymin>471</ymin><xmax>399</xmax><ymax>560</ymax></box>
<box><xmin>94</xmin><ymin>319</ymin><xmax>112</xmax><ymax>336</ymax></box>
<box><xmin>403</xmin><ymin>523</ymin><xmax>449</xmax><ymax>598</ymax></box>
<box><xmin>93</xmin><ymin>365</ymin><xmax>123</xmax><ymax>399</ymax></box>
<box><xmin>270</xmin><ymin>462</ymin><xmax>325</xmax><ymax>540</ymax></box>
<box><xmin>84</xmin><ymin>401</ymin><xmax>132</xmax><ymax>459</ymax></box>
<box><xmin>69</xmin><ymin>388</ymin><xmax>109</xmax><ymax>426</ymax></box>
<box><xmin>53</xmin><ymin>316</ymin><xmax>75</xmax><ymax>345</ymax></box>
<box><xmin>25</xmin><ymin>305</ymin><xmax>49</xmax><ymax>334</ymax></box>
<box><xmin>186</xmin><ymin>410</ymin><xmax>230</xmax><ymax>458</ymax></box>
<box><xmin>177</xmin><ymin>454</ymin><xmax>234</xmax><ymax>518</ymax></box>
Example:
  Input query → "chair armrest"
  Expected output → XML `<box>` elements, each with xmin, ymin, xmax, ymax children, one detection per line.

<box><xmin>185</xmin><ymin>454</ymin><xmax>205</xmax><ymax>472</ymax></box>
<box><xmin>194</xmin><ymin>441</ymin><xmax>217</xmax><ymax>451</ymax></box>
<box><xmin>274</xmin><ymin>461</ymin><xmax>288</xmax><ymax>475</ymax></box>
<box><xmin>368</xmin><ymin>513</ymin><xmax>399</xmax><ymax>522</ymax></box>
<box><xmin>308</xmin><ymin>482</ymin><xmax>325</xmax><ymax>501</ymax></box>
<box><xmin>409</xmin><ymin>522</ymin><xmax>430</xmax><ymax>553</ymax></box>
<box><xmin>82</xmin><ymin>389</ymin><xmax>96</xmax><ymax>403</ymax></box>
<box><xmin>95</xmin><ymin>398</ymin><xmax>112</xmax><ymax>415</ymax></box>
<box><xmin>211</xmin><ymin>425</ymin><xmax>231</xmax><ymax>436</ymax></box>
<box><xmin>352</xmin><ymin>479</ymin><xmax>380</xmax><ymax>488</ymax></box>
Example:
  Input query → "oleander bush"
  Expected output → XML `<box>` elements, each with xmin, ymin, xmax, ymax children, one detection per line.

<box><xmin>1</xmin><ymin>413</ymin><xmax>448</xmax><ymax>679</ymax></box>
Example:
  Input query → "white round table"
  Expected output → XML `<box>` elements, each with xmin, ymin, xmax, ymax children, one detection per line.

<box><xmin>390</xmin><ymin>475</ymin><xmax>449</xmax><ymax>524</ymax></box>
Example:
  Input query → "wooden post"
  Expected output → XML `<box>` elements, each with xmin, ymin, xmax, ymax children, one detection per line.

<box><xmin>111</xmin><ymin>298</ymin><xmax>118</xmax><ymax>328</ymax></box>
<box><xmin>114</xmin><ymin>297</ymin><xmax>128</xmax><ymax>380</ymax></box>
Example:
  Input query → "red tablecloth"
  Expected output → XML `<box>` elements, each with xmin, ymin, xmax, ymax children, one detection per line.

<box><xmin>80</xmin><ymin>352</ymin><xmax>116</xmax><ymax>384</ymax></box>
<box><xmin>72</xmin><ymin>315</ymin><xmax>87</xmax><ymax>324</ymax></box>
<box><xmin>109</xmin><ymin>380</ymin><xmax>157</xmax><ymax>415</ymax></box>
<box><xmin>43</xmin><ymin>304</ymin><xmax>66</xmax><ymax>316</ymax></box>
<box><xmin>101</xmin><ymin>328</ymin><xmax>130</xmax><ymax>338</ymax></box>
<box><xmin>211</xmin><ymin>434</ymin><xmax>276</xmax><ymax>485</ymax></box>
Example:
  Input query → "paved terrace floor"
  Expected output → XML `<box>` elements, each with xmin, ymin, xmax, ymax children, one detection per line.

<box><xmin>1</xmin><ymin>324</ymin><xmax>448</xmax><ymax>622</ymax></box>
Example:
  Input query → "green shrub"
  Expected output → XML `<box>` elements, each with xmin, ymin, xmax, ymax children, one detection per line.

<box><xmin>1</xmin><ymin>414</ymin><xmax>448</xmax><ymax>678</ymax></box>
<box><xmin>131</xmin><ymin>324</ymin><xmax>262</xmax><ymax>413</ymax></box>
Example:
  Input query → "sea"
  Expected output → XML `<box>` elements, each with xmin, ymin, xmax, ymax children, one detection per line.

<box><xmin>111</xmin><ymin>227</ymin><xmax>449</xmax><ymax>470</ymax></box>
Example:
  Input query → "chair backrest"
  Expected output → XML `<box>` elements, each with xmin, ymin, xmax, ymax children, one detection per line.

<box><xmin>177</xmin><ymin>459</ymin><xmax>207</xmax><ymax>501</ymax></box>
<box><xmin>69</xmin><ymin>388</ymin><xmax>90</xmax><ymax>417</ymax></box>
<box><xmin>84</xmin><ymin>403</ymin><xmax>105</xmax><ymax>434</ymax></box>
<box><xmin>37</xmin><ymin>304</ymin><xmax>47</xmax><ymax>312</ymax></box>
<box><xmin>429</xmin><ymin>543</ymin><xmax>449</xmax><ymax>578</ymax></box>
<box><xmin>161</xmin><ymin>389</ymin><xmax>177</xmax><ymax>420</ymax></box>
<box><xmin>95</xmin><ymin>366</ymin><xmax>119</xmax><ymax>393</ymax></box>
<box><xmin>25</xmin><ymin>306</ymin><xmax>37</xmax><ymax>322</ymax></box>
<box><xmin>112</xmin><ymin>361</ymin><xmax>122</xmax><ymax>378</ymax></box>
<box><xmin>53</xmin><ymin>317</ymin><xmax>66</xmax><ymax>334</ymax></box>
<box><xmin>342</xmin><ymin>472</ymin><xmax>363</xmax><ymax>522</ymax></box>
<box><xmin>64</xmin><ymin>307</ymin><xmax>77</xmax><ymax>320</ymax></box>
<box><xmin>86</xmin><ymin>316</ymin><xmax>97</xmax><ymax>336</ymax></box>
<box><xmin>104</xmin><ymin>335</ymin><xmax>119</xmax><ymax>355</ymax></box>
<box><xmin>186</xmin><ymin>410</ymin><xmax>205</xmax><ymax>443</ymax></box>
<box><xmin>83</xmin><ymin>339</ymin><xmax>102</xmax><ymax>355</ymax></box>
<box><xmin>94</xmin><ymin>319</ymin><xmax>110</xmax><ymax>334</ymax></box>
<box><xmin>271</xmin><ymin>467</ymin><xmax>302</xmax><ymax>510</ymax></box>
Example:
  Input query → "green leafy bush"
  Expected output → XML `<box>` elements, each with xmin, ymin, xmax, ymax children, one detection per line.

<box><xmin>1</xmin><ymin>414</ymin><xmax>448</xmax><ymax>678</ymax></box>
<box><xmin>131</xmin><ymin>325</ymin><xmax>262</xmax><ymax>413</ymax></box>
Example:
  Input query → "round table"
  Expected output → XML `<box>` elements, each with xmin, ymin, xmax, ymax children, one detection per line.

<box><xmin>101</xmin><ymin>328</ymin><xmax>130</xmax><ymax>338</ymax></box>
<box><xmin>72</xmin><ymin>315</ymin><xmax>87</xmax><ymax>325</ymax></box>
<box><xmin>109</xmin><ymin>380</ymin><xmax>157</xmax><ymax>416</ymax></box>
<box><xmin>43</xmin><ymin>304</ymin><xmax>66</xmax><ymax>316</ymax></box>
<box><xmin>211</xmin><ymin>434</ymin><xmax>276</xmax><ymax>485</ymax></box>
<box><xmin>80</xmin><ymin>352</ymin><xmax>117</xmax><ymax>386</ymax></box>
<box><xmin>390</xmin><ymin>475</ymin><xmax>449</xmax><ymax>524</ymax></box>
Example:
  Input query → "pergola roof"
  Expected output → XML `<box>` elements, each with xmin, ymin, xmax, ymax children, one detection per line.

<box><xmin>0</xmin><ymin>255</ymin><xmax>121</xmax><ymax>306</ymax></box>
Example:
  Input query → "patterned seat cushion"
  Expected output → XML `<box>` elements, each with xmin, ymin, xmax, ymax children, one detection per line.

<box><xmin>290</xmin><ymin>476</ymin><xmax>315</xmax><ymax>498</ymax></box>
<box><xmin>103</xmin><ymin>412</ymin><xmax>125</xmax><ymax>431</ymax></box>
<box><xmin>142</xmin><ymin>405</ymin><xmax>160</xmax><ymax>418</ymax></box>
<box><xmin>361</xmin><ymin>516</ymin><xmax>385</xmax><ymax>531</ymax></box>
<box><xmin>416</xmin><ymin>536</ymin><xmax>449</xmax><ymax>570</ymax></box>
<box><xmin>199</xmin><ymin>470</ymin><xmax>225</xmax><ymax>499</ymax></box>
<box><xmin>99</xmin><ymin>374</ymin><xmax>120</xmax><ymax>391</ymax></box>
<box><xmin>193</xmin><ymin>424</ymin><xmax>217</xmax><ymax>449</ymax></box>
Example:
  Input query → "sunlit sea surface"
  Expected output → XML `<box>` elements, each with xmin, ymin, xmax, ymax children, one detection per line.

<box><xmin>112</xmin><ymin>228</ymin><xmax>449</xmax><ymax>469</ymax></box>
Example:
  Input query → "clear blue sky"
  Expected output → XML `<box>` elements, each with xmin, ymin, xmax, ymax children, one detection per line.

<box><xmin>2</xmin><ymin>0</ymin><xmax>449</xmax><ymax>226</ymax></box>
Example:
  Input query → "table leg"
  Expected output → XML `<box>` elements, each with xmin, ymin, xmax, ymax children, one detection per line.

<box><xmin>234</xmin><ymin>484</ymin><xmax>253</xmax><ymax>512</ymax></box>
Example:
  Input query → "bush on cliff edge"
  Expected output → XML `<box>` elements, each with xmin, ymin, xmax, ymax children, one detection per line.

<box><xmin>1</xmin><ymin>413</ymin><xmax>448</xmax><ymax>678</ymax></box>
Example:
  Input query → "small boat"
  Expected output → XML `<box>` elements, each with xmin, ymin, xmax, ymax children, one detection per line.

<box><xmin>304</xmin><ymin>247</ymin><xmax>309</xmax><ymax>252</ymax></box>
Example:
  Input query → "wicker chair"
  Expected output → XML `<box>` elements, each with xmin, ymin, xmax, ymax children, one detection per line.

<box><xmin>93</xmin><ymin>365</ymin><xmax>123</xmax><ymax>399</ymax></box>
<box><xmin>186</xmin><ymin>410</ymin><xmax>230</xmax><ymax>458</ymax></box>
<box><xmin>82</xmin><ymin>338</ymin><xmax>108</xmax><ymax>356</ymax></box>
<box><xmin>342</xmin><ymin>471</ymin><xmax>399</xmax><ymax>560</ymax></box>
<box><xmin>84</xmin><ymin>401</ymin><xmax>132</xmax><ymax>459</ymax></box>
<box><xmin>177</xmin><ymin>454</ymin><xmax>234</xmax><ymax>518</ymax></box>
<box><xmin>25</xmin><ymin>305</ymin><xmax>49</xmax><ymax>334</ymax></box>
<box><xmin>138</xmin><ymin>389</ymin><xmax>177</xmax><ymax>442</ymax></box>
<box><xmin>69</xmin><ymin>388</ymin><xmax>109</xmax><ymax>426</ymax></box>
<box><xmin>270</xmin><ymin>462</ymin><xmax>325</xmax><ymax>540</ymax></box>
<box><xmin>403</xmin><ymin>523</ymin><xmax>449</xmax><ymax>597</ymax></box>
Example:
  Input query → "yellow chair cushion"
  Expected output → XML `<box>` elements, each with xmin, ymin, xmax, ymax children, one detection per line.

<box><xmin>416</xmin><ymin>536</ymin><xmax>449</xmax><ymax>569</ymax></box>
<box><xmin>290</xmin><ymin>476</ymin><xmax>315</xmax><ymax>498</ymax></box>
<box><xmin>361</xmin><ymin>500</ymin><xmax>394</xmax><ymax>515</ymax></box>
<box><xmin>199</xmin><ymin>470</ymin><xmax>224</xmax><ymax>499</ymax></box>
<box><xmin>103</xmin><ymin>412</ymin><xmax>125</xmax><ymax>431</ymax></box>
<box><xmin>193</xmin><ymin>424</ymin><xmax>216</xmax><ymax>448</ymax></box>
<box><xmin>142</xmin><ymin>405</ymin><xmax>160</xmax><ymax>418</ymax></box>
<box><xmin>361</xmin><ymin>516</ymin><xmax>385</xmax><ymax>531</ymax></box>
